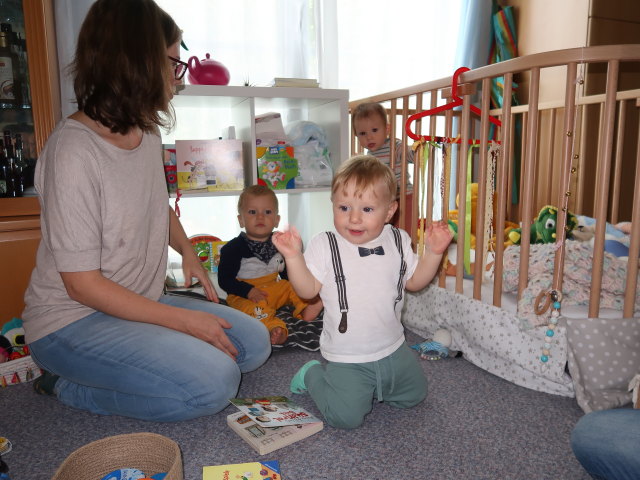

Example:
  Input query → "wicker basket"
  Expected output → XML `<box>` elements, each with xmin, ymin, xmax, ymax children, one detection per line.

<box><xmin>0</xmin><ymin>355</ymin><xmax>42</xmax><ymax>386</ymax></box>
<box><xmin>52</xmin><ymin>433</ymin><xmax>183</xmax><ymax>480</ymax></box>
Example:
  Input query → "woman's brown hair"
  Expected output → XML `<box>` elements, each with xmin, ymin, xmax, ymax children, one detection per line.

<box><xmin>71</xmin><ymin>0</ymin><xmax>181</xmax><ymax>134</ymax></box>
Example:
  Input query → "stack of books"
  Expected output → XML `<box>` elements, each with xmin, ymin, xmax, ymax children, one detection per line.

<box><xmin>226</xmin><ymin>396</ymin><xmax>323</xmax><ymax>455</ymax></box>
<box><xmin>272</xmin><ymin>77</ymin><xmax>319</xmax><ymax>88</ymax></box>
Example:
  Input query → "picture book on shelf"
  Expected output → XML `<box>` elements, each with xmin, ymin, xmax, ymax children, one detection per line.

<box><xmin>256</xmin><ymin>145</ymin><xmax>298</xmax><ymax>190</ymax></box>
<box><xmin>202</xmin><ymin>459</ymin><xmax>282</xmax><ymax>480</ymax></box>
<box><xmin>175</xmin><ymin>139</ymin><xmax>244</xmax><ymax>192</ymax></box>
<box><xmin>227</xmin><ymin>410</ymin><xmax>323</xmax><ymax>455</ymax></box>
<box><xmin>229</xmin><ymin>396</ymin><xmax>322</xmax><ymax>427</ymax></box>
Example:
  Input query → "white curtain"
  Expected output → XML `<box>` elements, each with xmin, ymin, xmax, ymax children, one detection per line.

<box><xmin>334</xmin><ymin>0</ymin><xmax>462</xmax><ymax>101</ymax></box>
<box><xmin>155</xmin><ymin>0</ymin><xmax>320</xmax><ymax>87</ymax></box>
<box><xmin>55</xmin><ymin>0</ymin><xmax>463</xmax><ymax>115</ymax></box>
<box><xmin>53</xmin><ymin>0</ymin><xmax>93</xmax><ymax>118</ymax></box>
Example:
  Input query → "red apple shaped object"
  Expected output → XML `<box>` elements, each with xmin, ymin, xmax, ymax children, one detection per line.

<box><xmin>187</xmin><ymin>53</ymin><xmax>230</xmax><ymax>85</ymax></box>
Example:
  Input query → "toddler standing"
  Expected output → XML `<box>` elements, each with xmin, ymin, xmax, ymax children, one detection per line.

<box><xmin>272</xmin><ymin>155</ymin><xmax>452</xmax><ymax>428</ymax></box>
<box><xmin>351</xmin><ymin>102</ymin><xmax>415</xmax><ymax>231</ymax></box>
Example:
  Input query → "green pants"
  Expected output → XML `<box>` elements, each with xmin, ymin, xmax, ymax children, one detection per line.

<box><xmin>305</xmin><ymin>343</ymin><xmax>427</xmax><ymax>429</ymax></box>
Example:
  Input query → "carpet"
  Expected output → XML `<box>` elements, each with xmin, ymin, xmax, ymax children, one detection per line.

<box><xmin>0</xmin><ymin>331</ymin><xmax>589</xmax><ymax>480</ymax></box>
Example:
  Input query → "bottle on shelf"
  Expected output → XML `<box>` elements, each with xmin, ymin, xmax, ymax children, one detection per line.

<box><xmin>0</xmin><ymin>25</ymin><xmax>20</xmax><ymax>108</ymax></box>
<box><xmin>0</xmin><ymin>138</ymin><xmax>7</xmax><ymax>197</ymax></box>
<box><xmin>2</xmin><ymin>129</ymin><xmax>20</xmax><ymax>197</ymax></box>
<box><xmin>13</xmin><ymin>132</ymin><xmax>25</xmax><ymax>195</ymax></box>
<box><xmin>16</xmin><ymin>32</ymin><xmax>29</xmax><ymax>107</ymax></box>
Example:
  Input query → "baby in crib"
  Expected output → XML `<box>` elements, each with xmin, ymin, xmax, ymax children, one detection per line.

<box><xmin>351</xmin><ymin>101</ymin><xmax>415</xmax><ymax>230</ymax></box>
<box><xmin>218</xmin><ymin>185</ymin><xmax>323</xmax><ymax>345</ymax></box>
<box><xmin>272</xmin><ymin>155</ymin><xmax>452</xmax><ymax>428</ymax></box>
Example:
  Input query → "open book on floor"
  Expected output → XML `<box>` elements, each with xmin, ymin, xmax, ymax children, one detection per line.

<box><xmin>227</xmin><ymin>396</ymin><xmax>323</xmax><ymax>455</ymax></box>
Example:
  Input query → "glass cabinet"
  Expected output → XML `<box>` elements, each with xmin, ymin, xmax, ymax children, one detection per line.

<box><xmin>0</xmin><ymin>0</ymin><xmax>59</xmax><ymax>321</ymax></box>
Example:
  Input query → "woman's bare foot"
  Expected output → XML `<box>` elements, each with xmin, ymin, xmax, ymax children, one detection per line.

<box><xmin>270</xmin><ymin>327</ymin><xmax>287</xmax><ymax>345</ymax></box>
<box><xmin>301</xmin><ymin>297</ymin><xmax>324</xmax><ymax>322</ymax></box>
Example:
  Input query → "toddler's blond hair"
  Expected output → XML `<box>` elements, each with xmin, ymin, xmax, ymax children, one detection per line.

<box><xmin>332</xmin><ymin>155</ymin><xmax>397</xmax><ymax>203</ymax></box>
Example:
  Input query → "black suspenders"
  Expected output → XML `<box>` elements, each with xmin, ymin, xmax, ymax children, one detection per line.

<box><xmin>326</xmin><ymin>232</ymin><xmax>349</xmax><ymax>333</ymax></box>
<box><xmin>326</xmin><ymin>227</ymin><xmax>405</xmax><ymax>334</ymax></box>
<box><xmin>391</xmin><ymin>227</ymin><xmax>407</xmax><ymax>307</ymax></box>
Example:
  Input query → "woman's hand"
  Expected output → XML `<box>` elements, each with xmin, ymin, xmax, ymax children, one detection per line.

<box><xmin>181</xmin><ymin>248</ymin><xmax>219</xmax><ymax>302</ymax></box>
<box><xmin>181</xmin><ymin>309</ymin><xmax>238</xmax><ymax>360</ymax></box>
<box><xmin>168</xmin><ymin>206</ymin><xmax>218</xmax><ymax>302</ymax></box>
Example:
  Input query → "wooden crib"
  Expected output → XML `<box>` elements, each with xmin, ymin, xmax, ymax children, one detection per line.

<box><xmin>349</xmin><ymin>44</ymin><xmax>640</xmax><ymax>407</ymax></box>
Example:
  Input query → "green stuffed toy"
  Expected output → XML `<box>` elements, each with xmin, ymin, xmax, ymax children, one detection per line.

<box><xmin>507</xmin><ymin>205</ymin><xmax>578</xmax><ymax>245</ymax></box>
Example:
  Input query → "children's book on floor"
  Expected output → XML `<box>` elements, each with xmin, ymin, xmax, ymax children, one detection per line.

<box><xmin>227</xmin><ymin>410</ymin><xmax>323</xmax><ymax>455</ymax></box>
<box><xmin>227</xmin><ymin>396</ymin><xmax>323</xmax><ymax>455</ymax></box>
<box><xmin>203</xmin><ymin>459</ymin><xmax>282</xmax><ymax>480</ymax></box>
<box><xmin>229</xmin><ymin>396</ymin><xmax>322</xmax><ymax>426</ymax></box>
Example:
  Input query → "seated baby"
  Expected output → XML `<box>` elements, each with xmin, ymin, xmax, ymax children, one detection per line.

<box><xmin>218</xmin><ymin>185</ymin><xmax>323</xmax><ymax>344</ymax></box>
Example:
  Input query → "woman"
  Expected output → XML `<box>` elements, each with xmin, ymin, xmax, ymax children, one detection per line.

<box><xmin>22</xmin><ymin>0</ymin><xmax>271</xmax><ymax>422</ymax></box>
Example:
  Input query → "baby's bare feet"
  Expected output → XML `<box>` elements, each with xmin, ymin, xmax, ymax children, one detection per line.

<box><xmin>270</xmin><ymin>327</ymin><xmax>287</xmax><ymax>345</ymax></box>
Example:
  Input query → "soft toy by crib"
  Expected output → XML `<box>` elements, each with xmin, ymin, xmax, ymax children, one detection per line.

<box><xmin>506</xmin><ymin>205</ymin><xmax>578</xmax><ymax>246</ymax></box>
<box><xmin>0</xmin><ymin>318</ymin><xmax>28</xmax><ymax>363</ymax></box>
<box><xmin>411</xmin><ymin>328</ymin><xmax>453</xmax><ymax>360</ymax></box>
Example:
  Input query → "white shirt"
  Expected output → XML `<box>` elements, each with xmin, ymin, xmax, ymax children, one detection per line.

<box><xmin>304</xmin><ymin>224</ymin><xmax>418</xmax><ymax>363</ymax></box>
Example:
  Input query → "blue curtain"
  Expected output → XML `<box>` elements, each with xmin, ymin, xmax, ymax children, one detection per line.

<box><xmin>454</xmin><ymin>0</ymin><xmax>494</xmax><ymax>70</ymax></box>
<box><xmin>448</xmin><ymin>0</ymin><xmax>493</xmax><ymax>209</ymax></box>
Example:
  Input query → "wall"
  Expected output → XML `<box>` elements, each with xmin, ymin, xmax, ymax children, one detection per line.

<box><xmin>505</xmin><ymin>0</ymin><xmax>590</xmax><ymax>103</ymax></box>
<box><xmin>502</xmin><ymin>0</ymin><xmax>640</xmax><ymax>221</ymax></box>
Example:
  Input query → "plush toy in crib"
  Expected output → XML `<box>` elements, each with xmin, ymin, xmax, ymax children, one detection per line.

<box><xmin>447</xmin><ymin>183</ymin><xmax>518</xmax><ymax>249</ymax></box>
<box><xmin>506</xmin><ymin>205</ymin><xmax>578</xmax><ymax>246</ymax></box>
<box><xmin>572</xmin><ymin>215</ymin><xmax>635</xmax><ymax>257</ymax></box>
<box><xmin>448</xmin><ymin>183</ymin><xmax>492</xmax><ymax>249</ymax></box>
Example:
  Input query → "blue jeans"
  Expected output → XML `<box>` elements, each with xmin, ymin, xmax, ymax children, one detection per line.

<box><xmin>571</xmin><ymin>408</ymin><xmax>640</xmax><ymax>480</ymax></box>
<box><xmin>29</xmin><ymin>294</ymin><xmax>271</xmax><ymax>422</ymax></box>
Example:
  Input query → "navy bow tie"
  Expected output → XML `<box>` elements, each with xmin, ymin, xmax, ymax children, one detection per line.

<box><xmin>358</xmin><ymin>246</ymin><xmax>385</xmax><ymax>257</ymax></box>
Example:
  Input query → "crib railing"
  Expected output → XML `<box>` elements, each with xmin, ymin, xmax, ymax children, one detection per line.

<box><xmin>349</xmin><ymin>44</ymin><xmax>640</xmax><ymax>318</ymax></box>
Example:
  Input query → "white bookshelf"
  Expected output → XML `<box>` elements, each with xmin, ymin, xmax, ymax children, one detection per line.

<box><xmin>163</xmin><ymin>85</ymin><xmax>349</xmax><ymax>194</ymax></box>
<box><xmin>163</xmin><ymin>85</ymin><xmax>350</xmax><ymax>246</ymax></box>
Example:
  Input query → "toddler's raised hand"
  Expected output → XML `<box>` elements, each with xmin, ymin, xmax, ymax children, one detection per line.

<box><xmin>272</xmin><ymin>226</ymin><xmax>303</xmax><ymax>259</ymax></box>
<box><xmin>426</xmin><ymin>221</ymin><xmax>453</xmax><ymax>255</ymax></box>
